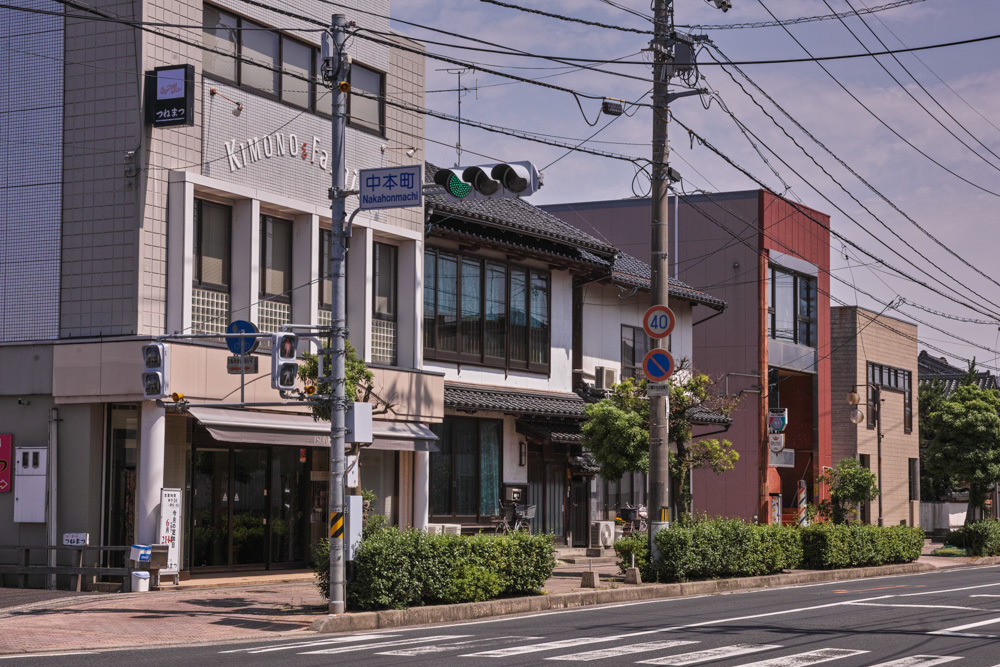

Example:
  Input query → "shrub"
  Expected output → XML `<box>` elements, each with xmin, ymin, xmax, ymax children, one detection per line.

<box><xmin>338</xmin><ymin>528</ymin><xmax>554</xmax><ymax>611</ymax></box>
<box><xmin>800</xmin><ymin>524</ymin><xmax>923</xmax><ymax>568</ymax></box>
<box><xmin>613</xmin><ymin>532</ymin><xmax>654</xmax><ymax>581</ymax></box>
<box><xmin>946</xmin><ymin>520</ymin><xmax>1000</xmax><ymax>557</ymax></box>
<box><xmin>653</xmin><ymin>517</ymin><xmax>802</xmax><ymax>582</ymax></box>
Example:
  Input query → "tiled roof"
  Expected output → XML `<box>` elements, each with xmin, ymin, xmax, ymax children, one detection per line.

<box><xmin>425</xmin><ymin>164</ymin><xmax>618</xmax><ymax>258</ymax></box>
<box><xmin>445</xmin><ymin>383</ymin><xmax>586</xmax><ymax>418</ymax></box>
<box><xmin>516</xmin><ymin>419</ymin><xmax>584</xmax><ymax>443</ymax></box>
<box><xmin>918</xmin><ymin>350</ymin><xmax>999</xmax><ymax>396</ymax></box>
<box><xmin>612</xmin><ymin>252</ymin><xmax>727</xmax><ymax>311</ymax></box>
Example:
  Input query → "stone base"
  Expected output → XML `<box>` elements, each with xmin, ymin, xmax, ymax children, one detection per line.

<box><xmin>580</xmin><ymin>571</ymin><xmax>599</xmax><ymax>588</ymax></box>
<box><xmin>624</xmin><ymin>567</ymin><xmax>642</xmax><ymax>585</ymax></box>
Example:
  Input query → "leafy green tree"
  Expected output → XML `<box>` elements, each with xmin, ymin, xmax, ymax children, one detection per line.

<box><xmin>918</xmin><ymin>379</ymin><xmax>951</xmax><ymax>501</ymax></box>
<box><xmin>298</xmin><ymin>340</ymin><xmax>376</xmax><ymax>422</ymax></box>
<box><xmin>580</xmin><ymin>363</ymin><xmax>738</xmax><ymax>518</ymax></box>
<box><xmin>925</xmin><ymin>384</ymin><xmax>1000</xmax><ymax>523</ymax></box>
<box><xmin>817</xmin><ymin>457</ymin><xmax>880</xmax><ymax>524</ymax></box>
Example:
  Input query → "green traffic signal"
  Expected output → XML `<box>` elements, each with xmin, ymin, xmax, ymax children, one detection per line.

<box><xmin>438</xmin><ymin>171</ymin><xmax>471</xmax><ymax>198</ymax></box>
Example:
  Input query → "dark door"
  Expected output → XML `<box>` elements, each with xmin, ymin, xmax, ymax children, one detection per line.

<box><xmin>191</xmin><ymin>447</ymin><xmax>230</xmax><ymax>568</ymax></box>
<box><xmin>570</xmin><ymin>478</ymin><xmax>590</xmax><ymax>548</ymax></box>
<box><xmin>231</xmin><ymin>448</ymin><xmax>268</xmax><ymax>568</ymax></box>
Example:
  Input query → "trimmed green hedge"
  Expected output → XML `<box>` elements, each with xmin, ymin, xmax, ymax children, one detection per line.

<box><xmin>946</xmin><ymin>520</ymin><xmax>1000</xmax><ymax>556</ymax></box>
<box><xmin>613</xmin><ymin>518</ymin><xmax>922</xmax><ymax>583</ymax></box>
<box><xmin>314</xmin><ymin>528</ymin><xmax>555</xmax><ymax>610</ymax></box>
<box><xmin>800</xmin><ymin>524</ymin><xmax>924</xmax><ymax>569</ymax></box>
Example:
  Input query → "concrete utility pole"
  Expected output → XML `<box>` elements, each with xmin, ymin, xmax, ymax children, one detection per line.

<box><xmin>648</xmin><ymin>0</ymin><xmax>673</xmax><ymax>548</ymax></box>
<box><xmin>327</xmin><ymin>13</ymin><xmax>349</xmax><ymax>615</ymax></box>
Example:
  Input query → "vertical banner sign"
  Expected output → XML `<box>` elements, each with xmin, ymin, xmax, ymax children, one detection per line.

<box><xmin>144</xmin><ymin>64</ymin><xmax>195</xmax><ymax>127</ymax></box>
<box><xmin>157</xmin><ymin>488</ymin><xmax>183</xmax><ymax>573</ymax></box>
<box><xmin>0</xmin><ymin>434</ymin><xmax>10</xmax><ymax>493</ymax></box>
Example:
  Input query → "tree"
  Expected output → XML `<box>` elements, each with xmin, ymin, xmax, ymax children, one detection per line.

<box><xmin>918</xmin><ymin>378</ymin><xmax>951</xmax><ymax>501</ymax></box>
<box><xmin>580</xmin><ymin>362</ymin><xmax>739</xmax><ymax>518</ymax></box>
<box><xmin>298</xmin><ymin>340</ymin><xmax>379</xmax><ymax>422</ymax></box>
<box><xmin>925</xmin><ymin>383</ymin><xmax>1000</xmax><ymax>523</ymax></box>
<box><xmin>817</xmin><ymin>457</ymin><xmax>880</xmax><ymax>524</ymax></box>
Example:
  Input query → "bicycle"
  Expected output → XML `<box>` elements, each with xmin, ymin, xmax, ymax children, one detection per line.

<box><xmin>494</xmin><ymin>500</ymin><xmax>536</xmax><ymax>534</ymax></box>
<box><xmin>616</xmin><ymin>503</ymin><xmax>647</xmax><ymax>536</ymax></box>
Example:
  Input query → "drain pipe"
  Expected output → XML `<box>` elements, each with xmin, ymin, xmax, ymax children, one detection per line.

<box><xmin>47</xmin><ymin>407</ymin><xmax>59</xmax><ymax>590</ymax></box>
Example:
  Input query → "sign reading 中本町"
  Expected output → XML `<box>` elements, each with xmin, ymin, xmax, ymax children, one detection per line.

<box><xmin>359</xmin><ymin>165</ymin><xmax>423</xmax><ymax>210</ymax></box>
<box><xmin>144</xmin><ymin>65</ymin><xmax>194</xmax><ymax>127</ymax></box>
<box><xmin>157</xmin><ymin>488</ymin><xmax>183</xmax><ymax>573</ymax></box>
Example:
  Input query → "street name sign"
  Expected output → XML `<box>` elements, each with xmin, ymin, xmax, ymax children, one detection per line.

<box><xmin>642</xmin><ymin>348</ymin><xmax>675</xmax><ymax>383</ymax></box>
<box><xmin>359</xmin><ymin>165</ymin><xmax>422</xmax><ymax>210</ymax></box>
<box><xmin>643</xmin><ymin>304</ymin><xmax>676</xmax><ymax>339</ymax></box>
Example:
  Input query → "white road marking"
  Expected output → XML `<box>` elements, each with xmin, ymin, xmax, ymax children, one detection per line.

<box><xmin>846</xmin><ymin>602</ymin><xmax>982</xmax><ymax>611</ymax></box>
<box><xmin>300</xmin><ymin>634</ymin><xmax>471</xmax><ymax>655</ymax></box>
<box><xmin>219</xmin><ymin>633</ymin><xmax>396</xmax><ymax>653</ymax></box>
<box><xmin>901</xmin><ymin>582</ymin><xmax>1000</xmax><ymax>597</ymax></box>
<box><xmin>929</xmin><ymin>616</ymin><xmax>1000</xmax><ymax>639</ymax></box>
<box><xmin>0</xmin><ymin>653</ymin><xmax>97</xmax><ymax>660</ymax></box>
<box><xmin>464</xmin><ymin>635</ymin><xmax>634</xmax><ymax>658</ymax></box>
<box><xmin>544</xmin><ymin>639</ymin><xmax>698</xmax><ymax>661</ymax></box>
<box><xmin>868</xmin><ymin>656</ymin><xmax>962</xmax><ymax>667</ymax></box>
<box><xmin>639</xmin><ymin>644</ymin><xmax>783</xmax><ymax>665</ymax></box>
<box><xmin>970</xmin><ymin>595</ymin><xmax>1000</xmax><ymax>598</ymax></box>
<box><xmin>733</xmin><ymin>648</ymin><xmax>869</xmax><ymax>667</ymax></box>
<box><xmin>376</xmin><ymin>636</ymin><xmax>536</xmax><ymax>656</ymax></box>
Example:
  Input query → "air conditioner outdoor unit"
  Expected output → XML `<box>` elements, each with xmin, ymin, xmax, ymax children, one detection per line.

<box><xmin>590</xmin><ymin>521</ymin><xmax>615</xmax><ymax>549</ymax></box>
<box><xmin>425</xmin><ymin>523</ymin><xmax>443</xmax><ymax>535</ymax></box>
<box><xmin>594</xmin><ymin>366</ymin><xmax>617</xmax><ymax>390</ymax></box>
<box><xmin>441</xmin><ymin>524</ymin><xmax>462</xmax><ymax>535</ymax></box>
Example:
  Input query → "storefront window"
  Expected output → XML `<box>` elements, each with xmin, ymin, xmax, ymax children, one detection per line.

<box><xmin>430</xmin><ymin>418</ymin><xmax>502</xmax><ymax>521</ymax></box>
<box><xmin>104</xmin><ymin>405</ymin><xmax>138</xmax><ymax>563</ymax></box>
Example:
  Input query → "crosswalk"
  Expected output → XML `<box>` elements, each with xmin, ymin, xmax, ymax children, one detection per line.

<box><xmin>221</xmin><ymin>634</ymin><xmax>967</xmax><ymax>665</ymax></box>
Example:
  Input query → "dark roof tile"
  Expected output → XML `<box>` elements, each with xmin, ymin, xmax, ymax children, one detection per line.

<box><xmin>445</xmin><ymin>383</ymin><xmax>585</xmax><ymax>418</ymax></box>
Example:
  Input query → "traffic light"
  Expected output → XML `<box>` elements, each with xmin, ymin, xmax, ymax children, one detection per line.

<box><xmin>141</xmin><ymin>342</ymin><xmax>169</xmax><ymax>399</ymax></box>
<box><xmin>271</xmin><ymin>332</ymin><xmax>299</xmax><ymax>390</ymax></box>
<box><xmin>433</xmin><ymin>161</ymin><xmax>542</xmax><ymax>202</ymax></box>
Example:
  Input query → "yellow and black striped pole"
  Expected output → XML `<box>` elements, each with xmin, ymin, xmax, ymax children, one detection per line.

<box><xmin>330</xmin><ymin>511</ymin><xmax>344</xmax><ymax>539</ymax></box>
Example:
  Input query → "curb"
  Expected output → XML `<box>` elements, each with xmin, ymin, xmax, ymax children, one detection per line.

<box><xmin>310</xmin><ymin>561</ymin><xmax>935</xmax><ymax>633</ymax></box>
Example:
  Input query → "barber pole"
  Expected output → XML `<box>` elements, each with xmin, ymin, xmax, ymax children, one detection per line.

<box><xmin>797</xmin><ymin>480</ymin><xmax>809</xmax><ymax>527</ymax></box>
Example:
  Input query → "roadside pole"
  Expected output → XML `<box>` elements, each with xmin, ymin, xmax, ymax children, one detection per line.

<box><xmin>648</xmin><ymin>0</ymin><xmax>673</xmax><ymax>555</ymax></box>
<box><xmin>327</xmin><ymin>13</ymin><xmax>349</xmax><ymax>615</ymax></box>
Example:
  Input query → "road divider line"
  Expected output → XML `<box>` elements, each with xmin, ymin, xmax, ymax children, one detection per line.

<box><xmin>846</xmin><ymin>602</ymin><xmax>982</xmax><ymax>611</ymax></box>
<box><xmin>544</xmin><ymin>639</ymin><xmax>698</xmax><ymax>661</ymax></box>
<box><xmin>929</xmin><ymin>615</ymin><xmax>1000</xmax><ymax>638</ymax></box>
<box><xmin>638</xmin><ymin>643</ymin><xmax>783</xmax><ymax>665</ymax></box>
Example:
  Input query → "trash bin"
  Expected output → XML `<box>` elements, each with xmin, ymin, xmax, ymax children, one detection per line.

<box><xmin>131</xmin><ymin>570</ymin><xmax>150</xmax><ymax>593</ymax></box>
<box><xmin>130</xmin><ymin>544</ymin><xmax>152</xmax><ymax>563</ymax></box>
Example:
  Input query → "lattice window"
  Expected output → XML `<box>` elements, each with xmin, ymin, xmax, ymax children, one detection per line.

<box><xmin>372</xmin><ymin>319</ymin><xmax>397</xmax><ymax>365</ymax></box>
<box><xmin>192</xmin><ymin>288</ymin><xmax>230</xmax><ymax>335</ymax></box>
<box><xmin>258</xmin><ymin>300</ymin><xmax>291</xmax><ymax>348</ymax></box>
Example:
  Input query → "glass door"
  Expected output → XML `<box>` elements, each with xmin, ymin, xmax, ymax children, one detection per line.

<box><xmin>231</xmin><ymin>448</ymin><xmax>268</xmax><ymax>567</ymax></box>
<box><xmin>191</xmin><ymin>447</ymin><xmax>230</xmax><ymax>568</ymax></box>
<box><xmin>270</xmin><ymin>447</ymin><xmax>308</xmax><ymax>566</ymax></box>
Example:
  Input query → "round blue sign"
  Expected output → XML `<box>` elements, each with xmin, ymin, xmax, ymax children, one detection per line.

<box><xmin>642</xmin><ymin>348</ymin><xmax>675</xmax><ymax>383</ymax></box>
<box><xmin>226</xmin><ymin>320</ymin><xmax>259</xmax><ymax>355</ymax></box>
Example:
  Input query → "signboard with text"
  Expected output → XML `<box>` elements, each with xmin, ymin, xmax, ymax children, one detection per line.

<box><xmin>157</xmin><ymin>488</ymin><xmax>183</xmax><ymax>573</ymax></box>
<box><xmin>0</xmin><ymin>434</ymin><xmax>10</xmax><ymax>493</ymax></box>
<box><xmin>144</xmin><ymin>64</ymin><xmax>195</xmax><ymax>127</ymax></box>
<box><xmin>767</xmin><ymin>408</ymin><xmax>788</xmax><ymax>433</ymax></box>
<box><xmin>359</xmin><ymin>165</ymin><xmax>423</xmax><ymax>210</ymax></box>
<box><xmin>643</xmin><ymin>305</ymin><xmax>676</xmax><ymax>339</ymax></box>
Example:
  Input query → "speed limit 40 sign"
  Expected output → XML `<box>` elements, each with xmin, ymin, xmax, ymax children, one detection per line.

<box><xmin>643</xmin><ymin>305</ymin><xmax>675</xmax><ymax>339</ymax></box>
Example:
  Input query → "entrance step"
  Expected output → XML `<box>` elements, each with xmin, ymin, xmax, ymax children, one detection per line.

<box><xmin>559</xmin><ymin>556</ymin><xmax>619</xmax><ymax>566</ymax></box>
<box><xmin>84</xmin><ymin>581</ymin><xmax>123</xmax><ymax>593</ymax></box>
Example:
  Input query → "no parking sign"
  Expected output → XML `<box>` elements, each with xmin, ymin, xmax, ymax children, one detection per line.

<box><xmin>642</xmin><ymin>348</ymin><xmax>675</xmax><ymax>383</ymax></box>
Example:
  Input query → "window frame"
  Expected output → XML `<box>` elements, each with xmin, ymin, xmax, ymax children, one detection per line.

<box><xmin>621</xmin><ymin>324</ymin><xmax>650</xmax><ymax>382</ymax></box>
<box><xmin>423</xmin><ymin>247</ymin><xmax>551</xmax><ymax>374</ymax></box>
<box><xmin>193</xmin><ymin>198</ymin><xmax>232</xmax><ymax>292</ymax></box>
<box><xmin>866</xmin><ymin>361</ymin><xmax>913</xmax><ymax>434</ymax></box>
<box><xmin>429</xmin><ymin>417</ymin><xmax>503</xmax><ymax>523</ymax></box>
<box><xmin>347</xmin><ymin>62</ymin><xmax>386</xmax><ymax>136</ymax></box>
<box><xmin>768</xmin><ymin>265</ymin><xmax>817</xmax><ymax>348</ymax></box>
<box><xmin>259</xmin><ymin>214</ymin><xmax>293</xmax><ymax>303</ymax></box>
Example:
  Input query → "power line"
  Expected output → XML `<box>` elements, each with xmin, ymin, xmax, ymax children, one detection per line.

<box><xmin>677</xmin><ymin>0</ymin><xmax>926</xmax><ymax>30</ymax></box>
<box><xmin>479</xmin><ymin>0</ymin><xmax>652</xmax><ymax>34</ymax></box>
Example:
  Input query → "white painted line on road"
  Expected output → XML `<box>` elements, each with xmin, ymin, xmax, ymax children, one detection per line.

<box><xmin>0</xmin><ymin>653</ymin><xmax>97</xmax><ymax>660</ymax></box>
<box><xmin>544</xmin><ymin>639</ymin><xmax>698</xmax><ymax>661</ymax></box>
<box><xmin>219</xmin><ymin>633</ymin><xmax>396</xmax><ymax>653</ymax></box>
<box><xmin>638</xmin><ymin>644</ymin><xmax>783</xmax><ymax>665</ymax></box>
<box><xmin>929</xmin><ymin>615</ymin><xmax>1000</xmax><ymax>639</ymax></box>
<box><xmin>846</xmin><ymin>602</ymin><xmax>983</xmax><ymax>611</ymax></box>
<box><xmin>901</xmin><ymin>582</ymin><xmax>1000</xmax><ymax>597</ymax></box>
<box><xmin>300</xmin><ymin>635</ymin><xmax>471</xmax><ymax>655</ymax></box>
<box><xmin>464</xmin><ymin>635</ymin><xmax>627</xmax><ymax>658</ymax></box>
<box><xmin>376</xmin><ymin>636</ymin><xmax>537</xmax><ymax>656</ymax></box>
<box><xmin>731</xmin><ymin>648</ymin><xmax>868</xmax><ymax>667</ymax></box>
<box><xmin>868</xmin><ymin>656</ymin><xmax>962</xmax><ymax>667</ymax></box>
<box><xmin>970</xmin><ymin>594</ymin><xmax>1000</xmax><ymax>598</ymax></box>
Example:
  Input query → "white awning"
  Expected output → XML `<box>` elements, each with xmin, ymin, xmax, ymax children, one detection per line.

<box><xmin>186</xmin><ymin>406</ymin><xmax>438</xmax><ymax>452</ymax></box>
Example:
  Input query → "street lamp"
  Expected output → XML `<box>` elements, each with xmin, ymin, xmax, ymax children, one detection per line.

<box><xmin>847</xmin><ymin>385</ymin><xmax>883</xmax><ymax>526</ymax></box>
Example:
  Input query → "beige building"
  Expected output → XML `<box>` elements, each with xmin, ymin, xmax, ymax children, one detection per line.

<box><xmin>831</xmin><ymin>307</ymin><xmax>920</xmax><ymax>526</ymax></box>
<box><xmin>0</xmin><ymin>1</ymin><xmax>442</xmax><ymax>582</ymax></box>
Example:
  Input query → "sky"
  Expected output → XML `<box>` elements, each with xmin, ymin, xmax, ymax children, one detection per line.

<box><xmin>388</xmin><ymin>0</ymin><xmax>1000</xmax><ymax>374</ymax></box>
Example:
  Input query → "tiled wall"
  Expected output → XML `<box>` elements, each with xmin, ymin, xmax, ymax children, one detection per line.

<box><xmin>0</xmin><ymin>1</ymin><xmax>63</xmax><ymax>341</ymax></box>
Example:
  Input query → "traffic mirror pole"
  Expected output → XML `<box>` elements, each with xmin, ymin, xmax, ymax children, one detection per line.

<box><xmin>326</xmin><ymin>13</ymin><xmax>349</xmax><ymax>615</ymax></box>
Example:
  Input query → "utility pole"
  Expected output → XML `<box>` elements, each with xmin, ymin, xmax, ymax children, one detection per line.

<box><xmin>648</xmin><ymin>0</ymin><xmax>673</xmax><ymax>550</ymax></box>
<box><xmin>327</xmin><ymin>13</ymin><xmax>349</xmax><ymax>615</ymax></box>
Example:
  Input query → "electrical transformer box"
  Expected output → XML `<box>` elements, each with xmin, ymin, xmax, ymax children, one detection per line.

<box><xmin>13</xmin><ymin>447</ymin><xmax>46</xmax><ymax>523</ymax></box>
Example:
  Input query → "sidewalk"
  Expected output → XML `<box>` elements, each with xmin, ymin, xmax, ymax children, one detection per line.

<box><xmin>0</xmin><ymin>544</ymin><xmax>992</xmax><ymax>656</ymax></box>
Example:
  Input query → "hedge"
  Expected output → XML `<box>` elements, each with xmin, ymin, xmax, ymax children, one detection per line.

<box><xmin>613</xmin><ymin>518</ymin><xmax>921</xmax><ymax>583</ymax></box>
<box><xmin>946</xmin><ymin>520</ymin><xmax>1000</xmax><ymax>556</ymax></box>
<box><xmin>800</xmin><ymin>524</ymin><xmax>924</xmax><ymax>569</ymax></box>
<box><xmin>313</xmin><ymin>528</ymin><xmax>555</xmax><ymax>610</ymax></box>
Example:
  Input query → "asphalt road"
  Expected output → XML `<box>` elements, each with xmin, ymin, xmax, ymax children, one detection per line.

<box><xmin>14</xmin><ymin>566</ymin><xmax>1000</xmax><ymax>666</ymax></box>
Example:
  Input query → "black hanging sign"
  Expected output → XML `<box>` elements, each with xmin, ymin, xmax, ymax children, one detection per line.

<box><xmin>144</xmin><ymin>64</ymin><xmax>195</xmax><ymax>127</ymax></box>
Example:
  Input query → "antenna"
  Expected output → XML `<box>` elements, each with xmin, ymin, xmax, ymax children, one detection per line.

<box><xmin>437</xmin><ymin>67</ymin><xmax>477</xmax><ymax>166</ymax></box>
